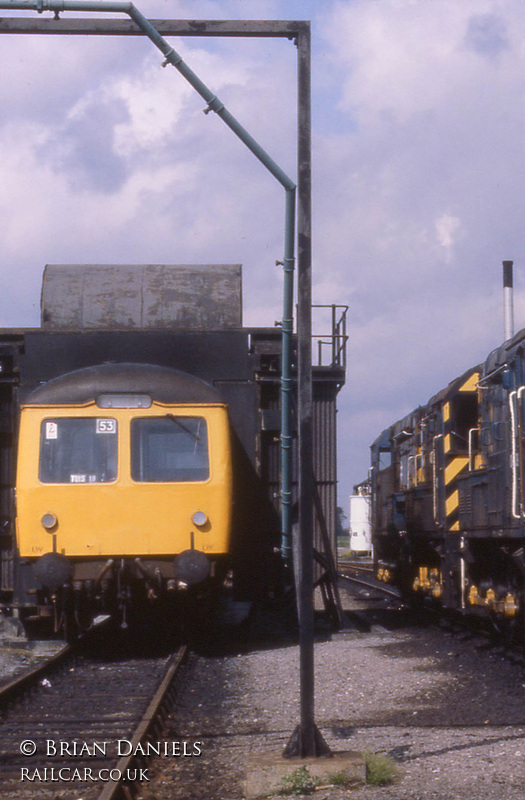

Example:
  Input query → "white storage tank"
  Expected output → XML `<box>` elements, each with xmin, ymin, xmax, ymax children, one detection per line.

<box><xmin>349</xmin><ymin>489</ymin><xmax>372</xmax><ymax>556</ymax></box>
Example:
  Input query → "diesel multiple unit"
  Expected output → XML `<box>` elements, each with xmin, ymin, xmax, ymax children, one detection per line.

<box><xmin>15</xmin><ymin>363</ymin><xmax>233</xmax><ymax>634</ymax></box>
<box><xmin>0</xmin><ymin>264</ymin><xmax>346</xmax><ymax>638</ymax></box>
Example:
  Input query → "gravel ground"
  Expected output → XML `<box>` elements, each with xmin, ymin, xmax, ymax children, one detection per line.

<box><xmin>140</xmin><ymin>606</ymin><xmax>525</xmax><ymax>799</ymax></box>
<box><xmin>0</xmin><ymin>642</ymin><xmax>58</xmax><ymax>687</ymax></box>
<box><xmin>2</xmin><ymin>602</ymin><xmax>525</xmax><ymax>799</ymax></box>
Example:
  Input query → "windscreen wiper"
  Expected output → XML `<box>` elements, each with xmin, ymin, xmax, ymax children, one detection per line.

<box><xmin>166</xmin><ymin>414</ymin><xmax>200</xmax><ymax>440</ymax></box>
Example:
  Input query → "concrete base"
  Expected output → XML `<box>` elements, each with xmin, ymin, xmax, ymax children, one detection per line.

<box><xmin>245</xmin><ymin>750</ymin><xmax>366</xmax><ymax>798</ymax></box>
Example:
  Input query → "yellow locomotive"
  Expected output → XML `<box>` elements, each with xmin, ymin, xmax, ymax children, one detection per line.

<box><xmin>15</xmin><ymin>362</ymin><xmax>233</xmax><ymax>636</ymax></box>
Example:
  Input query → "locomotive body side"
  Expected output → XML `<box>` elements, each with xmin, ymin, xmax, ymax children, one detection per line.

<box><xmin>372</xmin><ymin>338</ymin><xmax>525</xmax><ymax>631</ymax></box>
<box><xmin>372</xmin><ymin>367</ymin><xmax>484</xmax><ymax>607</ymax></box>
<box><xmin>454</xmin><ymin>332</ymin><xmax>525</xmax><ymax>620</ymax></box>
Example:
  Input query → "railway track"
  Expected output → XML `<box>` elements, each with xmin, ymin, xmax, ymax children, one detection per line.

<box><xmin>338</xmin><ymin>561</ymin><xmax>402</xmax><ymax>601</ymax></box>
<box><xmin>338</xmin><ymin>561</ymin><xmax>525</xmax><ymax>663</ymax></box>
<box><xmin>334</xmin><ymin>560</ymin><xmax>403</xmax><ymax>634</ymax></box>
<box><xmin>0</xmin><ymin>643</ymin><xmax>71</xmax><ymax>702</ymax></box>
<box><xmin>0</xmin><ymin>640</ymin><xmax>189</xmax><ymax>799</ymax></box>
<box><xmin>337</xmin><ymin>558</ymin><xmax>374</xmax><ymax>572</ymax></box>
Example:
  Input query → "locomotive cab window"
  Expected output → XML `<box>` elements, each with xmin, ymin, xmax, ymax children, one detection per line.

<box><xmin>131</xmin><ymin>416</ymin><xmax>209</xmax><ymax>483</ymax></box>
<box><xmin>39</xmin><ymin>418</ymin><xmax>118</xmax><ymax>484</ymax></box>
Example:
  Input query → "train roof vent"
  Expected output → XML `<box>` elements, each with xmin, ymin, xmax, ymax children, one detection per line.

<box><xmin>41</xmin><ymin>264</ymin><xmax>242</xmax><ymax>331</ymax></box>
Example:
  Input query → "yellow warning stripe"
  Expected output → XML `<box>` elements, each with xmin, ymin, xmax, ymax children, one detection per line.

<box><xmin>444</xmin><ymin>456</ymin><xmax>469</xmax><ymax>485</ymax></box>
<box><xmin>446</xmin><ymin>489</ymin><xmax>459</xmax><ymax>517</ymax></box>
<box><xmin>459</xmin><ymin>372</ymin><xmax>479</xmax><ymax>392</ymax></box>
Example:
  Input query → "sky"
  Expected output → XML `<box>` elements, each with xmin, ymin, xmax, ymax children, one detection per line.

<box><xmin>1</xmin><ymin>0</ymin><xmax>525</xmax><ymax>508</ymax></box>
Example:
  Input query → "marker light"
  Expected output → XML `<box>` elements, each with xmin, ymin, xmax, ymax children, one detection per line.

<box><xmin>41</xmin><ymin>513</ymin><xmax>57</xmax><ymax>531</ymax></box>
<box><xmin>192</xmin><ymin>511</ymin><xmax>208</xmax><ymax>527</ymax></box>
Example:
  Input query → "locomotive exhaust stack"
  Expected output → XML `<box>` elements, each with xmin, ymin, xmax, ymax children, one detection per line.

<box><xmin>503</xmin><ymin>259</ymin><xmax>514</xmax><ymax>342</ymax></box>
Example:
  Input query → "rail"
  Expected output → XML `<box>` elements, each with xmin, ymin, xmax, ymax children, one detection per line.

<box><xmin>99</xmin><ymin>645</ymin><xmax>188</xmax><ymax>800</ymax></box>
<box><xmin>0</xmin><ymin>640</ymin><xmax>189</xmax><ymax>799</ymax></box>
<box><xmin>338</xmin><ymin>566</ymin><xmax>402</xmax><ymax>600</ymax></box>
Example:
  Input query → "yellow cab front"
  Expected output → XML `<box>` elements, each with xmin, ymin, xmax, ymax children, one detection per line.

<box><xmin>16</xmin><ymin>401</ymin><xmax>233</xmax><ymax>563</ymax></box>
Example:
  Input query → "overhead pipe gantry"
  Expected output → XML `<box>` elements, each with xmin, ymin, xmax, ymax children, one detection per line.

<box><xmin>0</xmin><ymin>2</ymin><xmax>326</xmax><ymax>757</ymax></box>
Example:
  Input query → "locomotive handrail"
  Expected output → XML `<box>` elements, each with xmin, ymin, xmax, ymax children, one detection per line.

<box><xmin>509</xmin><ymin>389</ymin><xmax>521</xmax><ymax>519</ymax></box>
<box><xmin>518</xmin><ymin>386</ymin><xmax>525</xmax><ymax>519</ymax></box>
<box><xmin>460</xmin><ymin>534</ymin><xmax>466</xmax><ymax>610</ymax></box>
<box><xmin>468</xmin><ymin>427</ymin><xmax>478</xmax><ymax>471</ymax></box>
<box><xmin>476</xmin><ymin>362</ymin><xmax>509</xmax><ymax>387</ymax></box>
<box><xmin>432</xmin><ymin>434</ymin><xmax>443</xmax><ymax>523</ymax></box>
<box><xmin>508</xmin><ymin>386</ymin><xmax>525</xmax><ymax>519</ymax></box>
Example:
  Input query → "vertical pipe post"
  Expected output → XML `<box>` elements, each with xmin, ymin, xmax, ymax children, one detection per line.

<box><xmin>283</xmin><ymin>21</ymin><xmax>330</xmax><ymax>759</ymax></box>
<box><xmin>503</xmin><ymin>260</ymin><xmax>514</xmax><ymax>342</ymax></box>
<box><xmin>331</xmin><ymin>304</ymin><xmax>336</xmax><ymax>366</ymax></box>
<box><xmin>280</xmin><ymin>187</ymin><xmax>296</xmax><ymax>560</ymax></box>
<box><xmin>297</xmin><ymin>19</ymin><xmax>315</xmax><ymax>758</ymax></box>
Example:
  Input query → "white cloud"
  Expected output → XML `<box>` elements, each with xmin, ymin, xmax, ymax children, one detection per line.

<box><xmin>311</xmin><ymin>0</ymin><xmax>525</xmax><ymax>493</ymax></box>
<box><xmin>3</xmin><ymin>0</ymin><xmax>525</xmax><ymax>502</ymax></box>
<box><xmin>0</xmin><ymin>3</ymin><xmax>297</xmax><ymax>330</ymax></box>
<box><xmin>325</xmin><ymin>0</ymin><xmax>514</xmax><ymax>123</ymax></box>
<box><xmin>435</xmin><ymin>212</ymin><xmax>461</xmax><ymax>257</ymax></box>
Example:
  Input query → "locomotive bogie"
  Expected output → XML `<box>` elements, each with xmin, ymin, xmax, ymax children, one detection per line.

<box><xmin>412</xmin><ymin>566</ymin><xmax>442</xmax><ymax>599</ymax></box>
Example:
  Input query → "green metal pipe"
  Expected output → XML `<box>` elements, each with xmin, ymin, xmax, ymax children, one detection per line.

<box><xmin>0</xmin><ymin>1</ymin><xmax>296</xmax><ymax>192</ymax></box>
<box><xmin>0</xmin><ymin>1</ymin><xmax>131</xmax><ymax>11</ymax></box>
<box><xmin>0</xmin><ymin>0</ymin><xmax>296</xmax><ymax>556</ymax></box>
<box><xmin>280</xmin><ymin>187</ymin><xmax>295</xmax><ymax>560</ymax></box>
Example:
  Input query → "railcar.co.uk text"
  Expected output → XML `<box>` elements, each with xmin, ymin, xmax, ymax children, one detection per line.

<box><xmin>19</xmin><ymin>739</ymin><xmax>202</xmax><ymax>783</ymax></box>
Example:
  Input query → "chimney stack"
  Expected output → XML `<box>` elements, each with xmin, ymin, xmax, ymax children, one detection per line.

<box><xmin>503</xmin><ymin>260</ymin><xmax>514</xmax><ymax>342</ymax></box>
